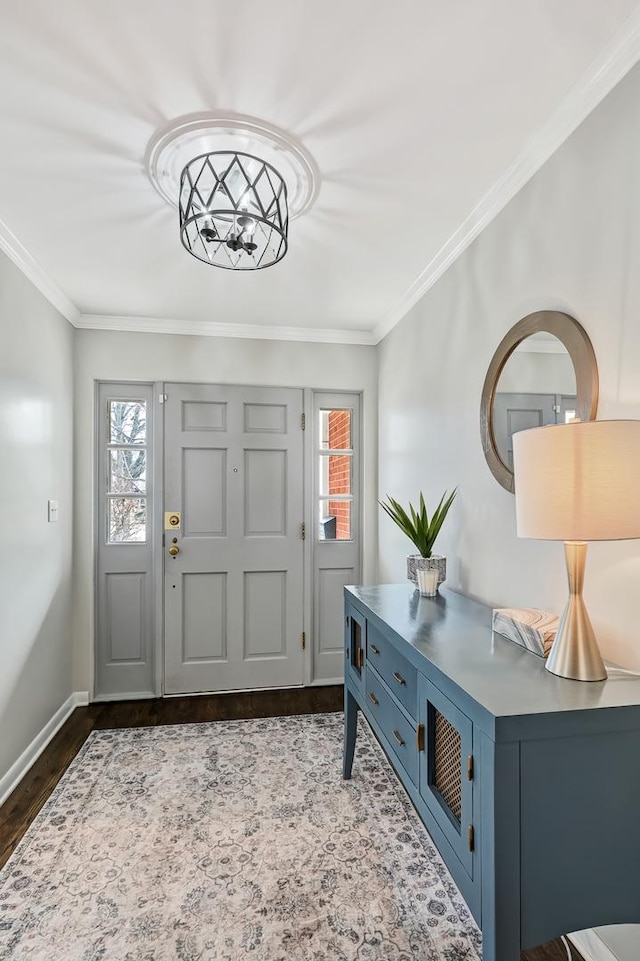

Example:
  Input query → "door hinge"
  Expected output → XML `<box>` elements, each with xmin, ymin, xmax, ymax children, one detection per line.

<box><xmin>467</xmin><ymin>825</ymin><xmax>475</xmax><ymax>852</ymax></box>
<box><xmin>467</xmin><ymin>754</ymin><xmax>474</xmax><ymax>780</ymax></box>
<box><xmin>416</xmin><ymin>723</ymin><xmax>425</xmax><ymax>753</ymax></box>
<box><xmin>158</xmin><ymin>393</ymin><xmax>168</xmax><ymax>404</ymax></box>
<box><xmin>302</xmin><ymin>631</ymin><xmax>306</xmax><ymax>651</ymax></box>
<box><xmin>301</xmin><ymin>522</ymin><xmax>306</xmax><ymax>540</ymax></box>
<box><xmin>301</xmin><ymin>412</ymin><xmax>306</xmax><ymax>430</ymax></box>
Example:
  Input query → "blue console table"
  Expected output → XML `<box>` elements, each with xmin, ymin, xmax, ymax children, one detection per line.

<box><xmin>343</xmin><ymin>583</ymin><xmax>640</xmax><ymax>961</ymax></box>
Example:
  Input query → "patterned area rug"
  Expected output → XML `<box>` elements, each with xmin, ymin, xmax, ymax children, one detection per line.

<box><xmin>0</xmin><ymin>714</ymin><xmax>481</xmax><ymax>960</ymax></box>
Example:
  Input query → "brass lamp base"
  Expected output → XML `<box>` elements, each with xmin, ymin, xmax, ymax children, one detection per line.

<box><xmin>545</xmin><ymin>542</ymin><xmax>607</xmax><ymax>682</ymax></box>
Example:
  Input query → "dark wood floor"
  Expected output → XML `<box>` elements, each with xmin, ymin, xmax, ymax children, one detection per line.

<box><xmin>0</xmin><ymin>687</ymin><xmax>581</xmax><ymax>961</ymax></box>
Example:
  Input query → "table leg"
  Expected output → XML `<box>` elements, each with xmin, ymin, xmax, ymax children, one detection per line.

<box><xmin>343</xmin><ymin>687</ymin><xmax>358</xmax><ymax>779</ymax></box>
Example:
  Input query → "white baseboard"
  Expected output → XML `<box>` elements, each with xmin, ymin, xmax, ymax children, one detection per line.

<box><xmin>0</xmin><ymin>691</ymin><xmax>89</xmax><ymax>807</ymax></box>
<box><xmin>569</xmin><ymin>930</ymin><xmax>620</xmax><ymax>961</ymax></box>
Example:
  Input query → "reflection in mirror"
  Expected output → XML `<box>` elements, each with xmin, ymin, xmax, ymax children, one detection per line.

<box><xmin>492</xmin><ymin>333</ymin><xmax>577</xmax><ymax>470</ymax></box>
<box><xmin>480</xmin><ymin>310</ymin><xmax>598</xmax><ymax>492</ymax></box>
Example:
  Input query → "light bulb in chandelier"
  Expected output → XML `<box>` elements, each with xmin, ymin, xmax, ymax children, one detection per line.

<box><xmin>237</xmin><ymin>213</ymin><xmax>256</xmax><ymax>236</ymax></box>
<box><xmin>200</xmin><ymin>217</ymin><xmax>218</xmax><ymax>243</ymax></box>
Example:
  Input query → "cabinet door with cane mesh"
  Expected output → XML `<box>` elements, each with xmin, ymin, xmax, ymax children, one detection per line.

<box><xmin>418</xmin><ymin>676</ymin><xmax>475</xmax><ymax>877</ymax></box>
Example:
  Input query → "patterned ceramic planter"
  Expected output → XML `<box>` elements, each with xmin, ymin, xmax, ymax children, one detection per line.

<box><xmin>406</xmin><ymin>554</ymin><xmax>446</xmax><ymax>586</ymax></box>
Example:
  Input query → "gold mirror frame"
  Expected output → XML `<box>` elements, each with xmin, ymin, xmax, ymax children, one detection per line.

<box><xmin>480</xmin><ymin>310</ymin><xmax>599</xmax><ymax>493</ymax></box>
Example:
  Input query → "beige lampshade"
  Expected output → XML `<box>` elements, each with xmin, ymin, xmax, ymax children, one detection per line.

<box><xmin>513</xmin><ymin>420</ymin><xmax>640</xmax><ymax>541</ymax></box>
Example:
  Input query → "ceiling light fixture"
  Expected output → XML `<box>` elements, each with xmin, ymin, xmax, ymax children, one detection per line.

<box><xmin>145</xmin><ymin>111</ymin><xmax>319</xmax><ymax>272</ymax></box>
<box><xmin>179</xmin><ymin>151</ymin><xmax>288</xmax><ymax>270</ymax></box>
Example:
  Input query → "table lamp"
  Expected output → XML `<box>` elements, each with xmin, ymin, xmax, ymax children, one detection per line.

<box><xmin>512</xmin><ymin>420</ymin><xmax>640</xmax><ymax>681</ymax></box>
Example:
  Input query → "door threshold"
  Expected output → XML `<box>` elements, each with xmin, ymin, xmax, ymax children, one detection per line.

<box><xmin>163</xmin><ymin>684</ymin><xmax>305</xmax><ymax>698</ymax></box>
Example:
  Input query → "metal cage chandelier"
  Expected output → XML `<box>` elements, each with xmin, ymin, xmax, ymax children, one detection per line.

<box><xmin>179</xmin><ymin>150</ymin><xmax>288</xmax><ymax>270</ymax></box>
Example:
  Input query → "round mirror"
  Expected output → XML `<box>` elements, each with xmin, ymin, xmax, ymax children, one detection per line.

<box><xmin>480</xmin><ymin>311</ymin><xmax>598</xmax><ymax>492</ymax></box>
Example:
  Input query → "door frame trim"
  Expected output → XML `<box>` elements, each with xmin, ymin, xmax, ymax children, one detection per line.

<box><xmin>93</xmin><ymin>380</ymin><xmax>158</xmax><ymax>700</ymax></box>
<box><xmin>153</xmin><ymin>382</ymin><xmax>165</xmax><ymax>695</ymax></box>
<box><xmin>310</xmin><ymin>390</ymin><xmax>363</xmax><ymax>685</ymax></box>
<box><xmin>94</xmin><ymin>379</ymin><xmax>345</xmax><ymax>698</ymax></box>
<box><xmin>302</xmin><ymin>388</ymin><xmax>313</xmax><ymax>686</ymax></box>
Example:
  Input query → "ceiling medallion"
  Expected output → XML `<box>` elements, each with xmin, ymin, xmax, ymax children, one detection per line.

<box><xmin>145</xmin><ymin>112</ymin><xmax>319</xmax><ymax>271</ymax></box>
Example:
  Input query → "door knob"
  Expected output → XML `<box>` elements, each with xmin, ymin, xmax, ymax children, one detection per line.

<box><xmin>169</xmin><ymin>545</ymin><xmax>180</xmax><ymax>556</ymax></box>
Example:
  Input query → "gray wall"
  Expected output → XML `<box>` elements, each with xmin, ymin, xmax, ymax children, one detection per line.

<box><xmin>377</xmin><ymin>59</ymin><xmax>640</xmax><ymax>961</ymax></box>
<box><xmin>0</xmin><ymin>250</ymin><xmax>74</xmax><ymax>784</ymax></box>
<box><xmin>379</xmin><ymin>59</ymin><xmax>640</xmax><ymax>669</ymax></box>
<box><xmin>73</xmin><ymin>330</ymin><xmax>378</xmax><ymax>694</ymax></box>
<box><xmin>496</xmin><ymin>348</ymin><xmax>575</xmax><ymax>394</ymax></box>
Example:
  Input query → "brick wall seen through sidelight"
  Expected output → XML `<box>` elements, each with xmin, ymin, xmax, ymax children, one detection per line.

<box><xmin>327</xmin><ymin>409</ymin><xmax>351</xmax><ymax>539</ymax></box>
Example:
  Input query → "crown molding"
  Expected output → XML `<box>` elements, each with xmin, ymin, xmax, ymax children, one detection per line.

<box><xmin>0</xmin><ymin>217</ymin><xmax>80</xmax><ymax>324</ymax></box>
<box><xmin>4</xmin><ymin>8</ymin><xmax>640</xmax><ymax>345</ymax></box>
<box><xmin>374</xmin><ymin>8</ymin><xmax>640</xmax><ymax>344</ymax></box>
<box><xmin>76</xmin><ymin>313</ymin><xmax>377</xmax><ymax>346</ymax></box>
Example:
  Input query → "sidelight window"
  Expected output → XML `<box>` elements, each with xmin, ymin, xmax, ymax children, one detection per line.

<box><xmin>318</xmin><ymin>408</ymin><xmax>353</xmax><ymax>540</ymax></box>
<box><xmin>106</xmin><ymin>400</ymin><xmax>148</xmax><ymax>543</ymax></box>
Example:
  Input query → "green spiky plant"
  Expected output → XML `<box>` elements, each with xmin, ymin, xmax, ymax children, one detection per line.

<box><xmin>379</xmin><ymin>489</ymin><xmax>457</xmax><ymax>558</ymax></box>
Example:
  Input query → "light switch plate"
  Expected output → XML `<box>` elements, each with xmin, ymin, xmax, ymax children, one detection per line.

<box><xmin>48</xmin><ymin>500</ymin><xmax>58</xmax><ymax>523</ymax></box>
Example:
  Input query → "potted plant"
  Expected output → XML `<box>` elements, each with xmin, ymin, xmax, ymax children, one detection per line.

<box><xmin>379</xmin><ymin>489</ymin><xmax>457</xmax><ymax>586</ymax></box>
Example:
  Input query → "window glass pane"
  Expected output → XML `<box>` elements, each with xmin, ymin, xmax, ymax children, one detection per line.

<box><xmin>109</xmin><ymin>449</ymin><xmax>146</xmax><ymax>495</ymax></box>
<box><xmin>108</xmin><ymin>497</ymin><xmax>146</xmax><ymax>543</ymax></box>
<box><xmin>109</xmin><ymin>401</ymin><xmax>146</xmax><ymax>445</ymax></box>
<box><xmin>318</xmin><ymin>499</ymin><xmax>351</xmax><ymax>540</ymax></box>
<box><xmin>319</xmin><ymin>409</ymin><xmax>351</xmax><ymax>450</ymax></box>
<box><xmin>319</xmin><ymin>454</ymin><xmax>351</xmax><ymax>498</ymax></box>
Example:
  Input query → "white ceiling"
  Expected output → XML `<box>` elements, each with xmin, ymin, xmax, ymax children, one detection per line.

<box><xmin>1</xmin><ymin>0</ymin><xmax>640</xmax><ymax>343</ymax></box>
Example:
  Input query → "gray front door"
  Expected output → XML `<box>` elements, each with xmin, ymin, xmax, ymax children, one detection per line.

<box><xmin>163</xmin><ymin>383</ymin><xmax>305</xmax><ymax>694</ymax></box>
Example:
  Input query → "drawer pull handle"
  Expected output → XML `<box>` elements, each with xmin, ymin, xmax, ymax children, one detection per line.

<box><xmin>368</xmin><ymin>692</ymin><xmax>379</xmax><ymax>706</ymax></box>
<box><xmin>370</xmin><ymin>644</ymin><xmax>380</xmax><ymax>655</ymax></box>
<box><xmin>416</xmin><ymin>723</ymin><xmax>425</xmax><ymax>752</ymax></box>
<box><xmin>392</xmin><ymin>729</ymin><xmax>405</xmax><ymax>747</ymax></box>
<box><xmin>392</xmin><ymin>671</ymin><xmax>406</xmax><ymax>686</ymax></box>
<box><xmin>357</xmin><ymin>648</ymin><xmax>364</xmax><ymax>669</ymax></box>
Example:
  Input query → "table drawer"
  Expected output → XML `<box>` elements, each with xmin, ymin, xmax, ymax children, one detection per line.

<box><xmin>365</xmin><ymin>666</ymin><xmax>418</xmax><ymax>785</ymax></box>
<box><xmin>367</xmin><ymin>624</ymin><xmax>418</xmax><ymax>719</ymax></box>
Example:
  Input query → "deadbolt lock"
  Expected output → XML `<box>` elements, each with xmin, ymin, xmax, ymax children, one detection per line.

<box><xmin>164</xmin><ymin>512</ymin><xmax>181</xmax><ymax>530</ymax></box>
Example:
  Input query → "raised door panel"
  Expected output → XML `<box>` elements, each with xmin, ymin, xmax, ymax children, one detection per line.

<box><xmin>182</xmin><ymin>401</ymin><xmax>227</xmax><ymax>432</ymax></box>
<box><xmin>313</xmin><ymin>567</ymin><xmax>355</xmax><ymax>682</ymax></box>
<box><xmin>243</xmin><ymin>403</ymin><xmax>287</xmax><ymax>434</ymax></box>
<box><xmin>244</xmin><ymin>570</ymin><xmax>286</xmax><ymax>658</ymax></box>
<box><xmin>182</xmin><ymin>448</ymin><xmax>227</xmax><ymax>536</ymax></box>
<box><xmin>105</xmin><ymin>572</ymin><xmax>145</xmax><ymax>663</ymax></box>
<box><xmin>244</xmin><ymin>449</ymin><xmax>287</xmax><ymax>536</ymax></box>
<box><xmin>182</xmin><ymin>572</ymin><xmax>227</xmax><ymax>662</ymax></box>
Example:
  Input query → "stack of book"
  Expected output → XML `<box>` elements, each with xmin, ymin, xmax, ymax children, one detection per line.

<box><xmin>492</xmin><ymin>607</ymin><xmax>559</xmax><ymax>658</ymax></box>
